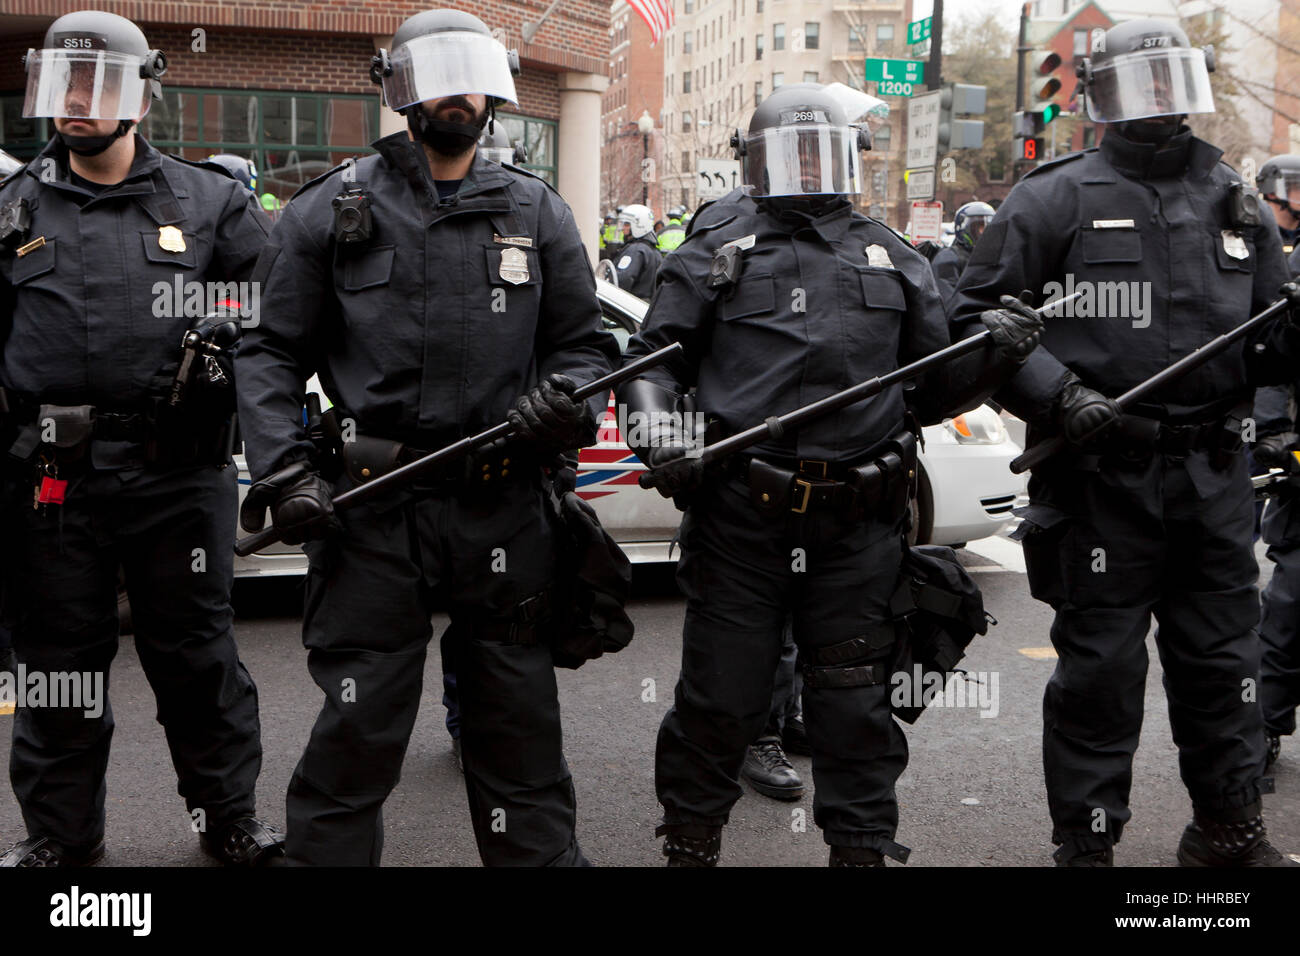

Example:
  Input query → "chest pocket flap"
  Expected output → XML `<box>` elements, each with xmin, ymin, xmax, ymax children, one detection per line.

<box><xmin>12</xmin><ymin>238</ymin><xmax>56</xmax><ymax>284</ymax></box>
<box><xmin>485</xmin><ymin>245</ymin><xmax>541</xmax><ymax>287</ymax></box>
<box><xmin>1081</xmin><ymin>226</ymin><xmax>1142</xmax><ymax>264</ymax></box>
<box><xmin>342</xmin><ymin>244</ymin><xmax>395</xmax><ymax>291</ymax></box>
<box><xmin>719</xmin><ymin>273</ymin><xmax>775</xmax><ymax>320</ymax></box>
<box><xmin>139</xmin><ymin>230</ymin><xmax>197</xmax><ymax>270</ymax></box>
<box><xmin>861</xmin><ymin>271</ymin><xmax>907</xmax><ymax>311</ymax></box>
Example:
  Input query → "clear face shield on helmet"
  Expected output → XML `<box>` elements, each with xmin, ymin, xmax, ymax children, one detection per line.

<box><xmin>964</xmin><ymin>214</ymin><xmax>993</xmax><ymax>240</ymax></box>
<box><xmin>380</xmin><ymin>31</ymin><xmax>518</xmax><ymax>111</ymax></box>
<box><xmin>23</xmin><ymin>48</ymin><xmax>152</xmax><ymax>120</ymax></box>
<box><xmin>1085</xmin><ymin>46</ymin><xmax>1215</xmax><ymax>123</ymax></box>
<box><xmin>740</xmin><ymin>125</ymin><xmax>863</xmax><ymax>197</ymax></box>
<box><xmin>478</xmin><ymin>146</ymin><xmax>514</xmax><ymax>164</ymax></box>
<box><xmin>1261</xmin><ymin>170</ymin><xmax>1300</xmax><ymax>206</ymax></box>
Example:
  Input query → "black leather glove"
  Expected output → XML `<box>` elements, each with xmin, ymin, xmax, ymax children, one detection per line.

<box><xmin>239</xmin><ymin>460</ymin><xmax>340</xmax><ymax>544</ymax></box>
<box><xmin>642</xmin><ymin>443</ymin><xmax>705</xmax><ymax>499</ymax></box>
<box><xmin>1281</xmin><ymin>281</ymin><xmax>1300</xmax><ymax>328</ymax></box>
<box><xmin>507</xmin><ymin>373</ymin><xmax>598</xmax><ymax>453</ymax></box>
<box><xmin>1056</xmin><ymin>375</ymin><xmax>1122</xmax><ymax>447</ymax></box>
<box><xmin>980</xmin><ymin>294</ymin><xmax>1043</xmax><ymax>362</ymax></box>
<box><xmin>1255</xmin><ymin>431</ymin><xmax>1299</xmax><ymax>470</ymax></box>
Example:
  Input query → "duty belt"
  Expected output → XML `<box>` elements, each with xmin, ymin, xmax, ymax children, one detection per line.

<box><xmin>728</xmin><ymin>455</ymin><xmax>859</xmax><ymax>514</ymax></box>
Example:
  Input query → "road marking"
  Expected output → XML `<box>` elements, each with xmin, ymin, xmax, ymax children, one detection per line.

<box><xmin>1019</xmin><ymin>647</ymin><xmax>1058</xmax><ymax>660</ymax></box>
<box><xmin>965</xmin><ymin>534</ymin><xmax>1026</xmax><ymax>573</ymax></box>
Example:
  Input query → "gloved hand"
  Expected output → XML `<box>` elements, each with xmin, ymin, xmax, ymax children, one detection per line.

<box><xmin>507</xmin><ymin>373</ymin><xmax>598</xmax><ymax>453</ymax></box>
<box><xmin>192</xmin><ymin>311</ymin><xmax>241</xmax><ymax>349</ymax></box>
<box><xmin>1254</xmin><ymin>431</ymin><xmax>1299</xmax><ymax>470</ymax></box>
<box><xmin>980</xmin><ymin>294</ymin><xmax>1043</xmax><ymax>362</ymax></box>
<box><xmin>1281</xmin><ymin>281</ymin><xmax>1300</xmax><ymax>328</ymax></box>
<box><xmin>641</xmin><ymin>443</ymin><xmax>705</xmax><ymax>499</ymax></box>
<box><xmin>239</xmin><ymin>460</ymin><xmax>340</xmax><ymax>544</ymax></box>
<box><xmin>1056</xmin><ymin>375</ymin><xmax>1122</xmax><ymax>447</ymax></box>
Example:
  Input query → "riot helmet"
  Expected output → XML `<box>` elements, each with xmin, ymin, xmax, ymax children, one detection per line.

<box><xmin>953</xmin><ymin>201</ymin><xmax>995</xmax><ymax>247</ymax></box>
<box><xmin>1076</xmin><ymin>19</ymin><xmax>1215</xmax><ymax>126</ymax></box>
<box><xmin>732</xmin><ymin>83</ymin><xmax>870</xmax><ymax>198</ymax></box>
<box><xmin>617</xmin><ymin>203</ymin><xmax>655</xmax><ymax>239</ymax></box>
<box><xmin>1257</xmin><ymin>154</ymin><xmax>1300</xmax><ymax>214</ymax></box>
<box><xmin>23</xmin><ymin>10</ymin><xmax>167</xmax><ymax>155</ymax></box>
<box><xmin>477</xmin><ymin>121</ymin><xmax>527</xmax><ymax>164</ymax></box>
<box><xmin>370</xmin><ymin>10</ymin><xmax>520</xmax><ymax>156</ymax></box>
<box><xmin>208</xmin><ymin>153</ymin><xmax>257</xmax><ymax>191</ymax></box>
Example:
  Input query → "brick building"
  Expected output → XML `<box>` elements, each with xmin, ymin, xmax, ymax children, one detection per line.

<box><xmin>600</xmin><ymin>0</ymin><xmax>664</xmax><ymax>218</ymax></box>
<box><xmin>0</xmin><ymin>0</ymin><xmax>613</xmax><ymax>257</ymax></box>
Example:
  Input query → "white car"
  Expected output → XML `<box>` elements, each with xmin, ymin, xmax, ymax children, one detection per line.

<box><xmin>233</xmin><ymin>279</ymin><xmax>1023</xmax><ymax>575</ymax></box>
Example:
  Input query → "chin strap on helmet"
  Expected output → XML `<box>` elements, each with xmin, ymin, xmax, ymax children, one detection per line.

<box><xmin>59</xmin><ymin>119</ymin><xmax>135</xmax><ymax>156</ymax></box>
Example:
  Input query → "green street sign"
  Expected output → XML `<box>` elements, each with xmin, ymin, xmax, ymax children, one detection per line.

<box><xmin>906</xmin><ymin>17</ymin><xmax>932</xmax><ymax>46</ymax></box>
<box><xmin>863</xmin><ymin>58</ymin><xmax>925</xmax><ymax>85</ymax></box>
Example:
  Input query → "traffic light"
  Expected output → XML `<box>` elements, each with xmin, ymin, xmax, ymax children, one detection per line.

<box><xmin>936</xmin><ymin>83</ymin><xmax>986</xmax><ymax>152</ymax></box>
<box><xmin>1026</xmin><ymin>50</ymin><xmax>1063</xmax><ymax>131</ymax></box>
<box><xmin>1011</xmin><ymin>111</ymin><xmax>1044</xmax><ymax>166</ymax></box>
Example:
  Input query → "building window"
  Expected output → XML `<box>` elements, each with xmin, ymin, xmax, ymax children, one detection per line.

<box><xmin>873</xmin><ymin>123</ymin><xmax>891</xmax><ymax>147</ymax></box>
<box><xmin>773</xmin><ymin>24</ymin><xmax>785</xmax><ymax>51</ymax></box>
<box><xmin>772</xmin><ymin>72</ymin><xmax>784</xmax><ymax>88</ymax></box>
<box><xmin>876</xmin><ymin>23</ymin><xmax>895</xmax><ymax>51</ymax></box>
<box><xmin>682</xmin><ymin>150</ymin><xmax>691</xmax><ymax>171</ymax></box>
<box><xmin>803</xmin><ymin>71</ymin><xmax>818</xmax><ymax>83</ymax></box>
<box><xmin>740</xmin><ymin>37</ymin><xmax>744</xmax><ymax>62</ymax></box>
<box><xmin>756</xmin><ymin>34</ymin><xmax>764</xmax><ymax>60</ymax></box>
<box><xmin>684</xmin><ymin>31</ymin><xmax>693</xmax><ymax>54</ymax></box>
<box><xmin>682</xmin><ymin>111</ymin><xmax>693</xmax><ymax>132</ymax></box>
<box><xmin>1074</xmin><ymin>28</ymin><xmax>1089</xmax><ymax>58</ymax></box>
<box><xmin>683</xmin><ymin>71</ymin><xmax>692</xmax><ymax>93</ymax></box>
<box><xmin>804</xmin><ymin>22</ymin><xmax>819</xmax><ymax>50</ymax></box>
<box><xmin>1082</xmin><ymin>125</ymin><xmax>1097</xmax><ymax>148</ymax></box>
<box><xmin>129</xmin><ymin>88</ymin><xmax>383</xmax><ymax>205</ymax></box>
<box><xmin>754</xmin><ymin>80</ymin><xmax>762</xmax><ymax>105</ymax></box>
<box><xmin>685</xmin><ymin>0</ymin><xmax>694</xmax><ymax>12</ymax></box>
<box><xmin>849</xmin><ymin>26</ymin><xmax>867</xmax><ymax>51</ymax></box>
<box><xmin>757</xmin><ymin>0</ymin><xmax>763</xmax><ymax>13</ymax></box>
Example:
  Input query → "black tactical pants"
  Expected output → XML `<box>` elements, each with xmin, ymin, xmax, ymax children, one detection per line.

<box><xmin>658</xmin><ymin>475</ymin><xmax>908</xmax><ymax>856</ymax></box>
<box><xmin>1018</xmin><ymin>450</ymin><xmax>1267</xmax><ymax>857</ymax></box>
<box><xmin>1260</xmin><ymin>493</ymin><xmax>1300</xmax><ymax>737</ymax></box>
<box><xmin>5</xmin><ymin>463</ymin><xmax>261</xmax><ymax>850</ymax></box>
<box><xmin>287</xmin><ymin>478</ymin><xmax>586</xmax><ymax>866</ymax></box>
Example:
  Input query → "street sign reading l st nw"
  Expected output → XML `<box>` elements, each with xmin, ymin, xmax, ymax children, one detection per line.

<box><xmin>863</xmin><ymin>58</ymin><xmax>925</xmax><ymax>85</ymax></box>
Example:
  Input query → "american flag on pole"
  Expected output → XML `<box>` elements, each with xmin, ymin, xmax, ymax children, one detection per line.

<box><xmin>627</xmin><ymin>0</ymin><xmax>675</xmax><ymax>46</ymax></box>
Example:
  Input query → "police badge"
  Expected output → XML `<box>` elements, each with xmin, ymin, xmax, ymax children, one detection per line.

<box><xmin>499</xmin><ymin>246</ymin><xmax>529</xmax><ymax>285</ymax></box>
<box><xmin>158</xmin><ymin>225</ymin><xmax>187</xmax><ymax>253</ymax></box>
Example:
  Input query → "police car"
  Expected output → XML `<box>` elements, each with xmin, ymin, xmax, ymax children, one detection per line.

<box><xmin>232</xmin><ymin>279</ymin><xmax>1023</xmax><ymax>576</ymax></box>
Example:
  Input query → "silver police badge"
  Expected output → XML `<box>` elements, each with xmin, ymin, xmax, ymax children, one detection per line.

<box><xmin>865</xmin><ymin>244</ymin><xmax>893</xmax><ymax>268</ymax></box>
<box><xmin>499</xmin><ymin>246</ymin><xmax>530</xmax><ymax>285</ymax></box>
<box><xmin>1221</xmin><ymin>230</ymin><xmax>1249</xmax><ymax>261</ymax></box>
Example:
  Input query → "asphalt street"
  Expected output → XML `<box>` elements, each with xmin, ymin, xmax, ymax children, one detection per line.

<box><xmin>1</xmin><ymin>526</ymin><xmax>1296</xmax><ymax>867</ymax></box>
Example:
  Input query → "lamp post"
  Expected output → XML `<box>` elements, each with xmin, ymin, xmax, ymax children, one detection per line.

<box><xmin>637</xmin><ymin>110</ymin><xmax>654</xmax><ymax>208</ymax></box>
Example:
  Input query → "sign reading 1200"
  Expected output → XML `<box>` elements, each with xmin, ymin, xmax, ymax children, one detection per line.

<box><xmin>878</xmin><ymin>80</ymin><xmax>916</xmax><ymax>97</ymax></box>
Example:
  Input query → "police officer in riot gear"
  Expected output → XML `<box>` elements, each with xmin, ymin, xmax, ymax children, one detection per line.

<box><xmin>1256</xmin><ymin>155</ymin><xmax>1300</xmax><ymax>254</ymax></box>
<box><xmin>236</xmin><ymin>8</ymin><xmax>618</xmax><ymax>866</ymax></box>
<box><xmin>931</xmin><ymin>201</ymin><xmax>994</xmax><ymax>307</ymax></box>
<box><xmin>613</xmin><ymin>203</ymin><xmax>662</xmax><ymax>298</ymax></box>
<box><xmin>476</xmin><ymin>121</ymin><xmax>527</xmax><ymax>166</ymax></box>
<box><xmin>954</xmin><ymin>19</ymin><xmax>1299</xmax><ymax>866</ymax></box>
<box><xmin>0</xmin><ymin>10</ymin><xmax>280</xmax><ymax>867</ymax></box>
<box><xmin>618</xmin><ymin>83</ymin><xmax>1043</xmax><ymax>866</ymax></box>
<box><xmin>207</xmin><ymin>153</ymin><xmax>258</xmax><ymax>194</ymax></box>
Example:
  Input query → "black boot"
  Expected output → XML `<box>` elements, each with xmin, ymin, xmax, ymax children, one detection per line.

<box><xmin>742</xmin><ymin>736</ymin><xmax>804</xmax><ymax>800</ymax></box>
<box><xmin>656</xmin><ymin>823</ymin><xmax>722</xmax><ymax>867</ymax></box>
<box><xmin>1177</xmin><ymin>807</ymin><xmax>1297</xmax><ymax>867</ymax></box>
<box><xmin>0</xmin><ymin>835</ymin><xmax>105</xmax><ymax>868</ymax></box>
<box><xmin>829</xmin><ymin>845</ymin><xmax>885</xmax><ymax>867</ymax></box>
<box><xmin>1265</xmin><ymin>734</ymin><xmax>1281</xmax><ymax>771</ymax></box>
<box><xmin>201</xmin><ymin>816</ymin><xmax>286</xmax><ymax>867</ymax></box>
<box><xmin>1053</xmin><ymin>844</ymin><xmax>1114</xmax><ymax>867</ymax></box>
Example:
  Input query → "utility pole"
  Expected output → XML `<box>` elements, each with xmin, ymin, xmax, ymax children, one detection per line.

<box><xmin>927</xmin><ymin>0</ymin><xmax>943</xmax><ymax>91</ymax></box>
<box><xmin>1015</xmin><ymin>1</ymin><xmax>1030</xmax><ymax>111</ymax></box>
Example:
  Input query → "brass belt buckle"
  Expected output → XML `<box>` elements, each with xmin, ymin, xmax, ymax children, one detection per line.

<box><xmin>792</xmin><ymin>477</ymin><xmax>813</xmax><ymax>514</ymax></box>
<box><xmin>799</xmin><ymin>459</ymin><xmax>828</xmax><ymax>478</ymax></box>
